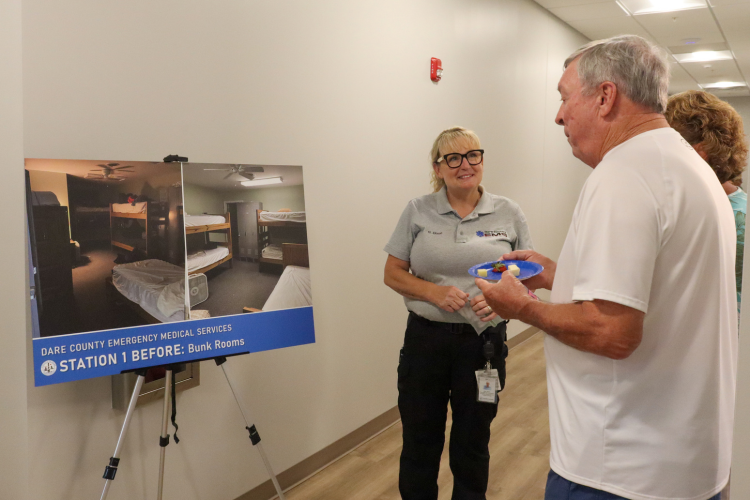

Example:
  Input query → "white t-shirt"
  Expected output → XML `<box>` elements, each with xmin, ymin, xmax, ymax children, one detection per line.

<box><xmin>547</xmin><ymin>128</ymin><xmax>738</xmax><ymax>500</ymax></box>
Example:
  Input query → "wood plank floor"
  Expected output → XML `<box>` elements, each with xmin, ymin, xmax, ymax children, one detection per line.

<box><xmin>285</xmin><ymin>332</ymin><xmax>549</xmax><ymax>500</ymax></box>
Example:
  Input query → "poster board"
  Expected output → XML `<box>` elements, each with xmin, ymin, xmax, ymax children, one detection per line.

<box><xmin>27</xmin><ymin>159</ymin><xmax>314</xmax><ymax>386</ymax></box>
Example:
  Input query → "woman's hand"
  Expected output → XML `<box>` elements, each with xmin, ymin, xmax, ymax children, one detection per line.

<box><xmin>502</xmin><ymin>250</ymin><xmax>557</xmax><ymax>291</ymax></box>
<box><xmin>431</xmin><ymin>285</ymin><xmax>469</xmax><ymax>313</ymax></box>
<box><xmin>471</xmin><ymin>294</ymin><xmax>498</xmax><ymax>322</ymax></box>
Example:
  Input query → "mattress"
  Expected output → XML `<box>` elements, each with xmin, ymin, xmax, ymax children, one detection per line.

<box><xmin>259</xmin><ymin>211</ymin><xmax>306</xmax><ymax>223</ymax></box>
<box><xmin>263</xmin><ymin>265</ymin><xmax>312</xmax><ymax>311</ymax></box>
<box><xmin>187</xmin><ymin>246</ymin><xmax>230</xmax><ymax>272</ymax></box>
<box><xmin>112</xmin><ymin>202</ymin><xmax>147</xmax><ymax>214</ymax></box>
<box><xmin>112</xmin><ymin>259</ymin><xmax>185</xmax><ymax>323</ymax></box>
<box><xmin>261</xmin><ymin>244</ymin><xmax>283</xmax><ymax>261</ymax></box>
<box><xmin>31</xmin><ymin>191</ymin><xmax>60</xmax><ymax>206</ymax></box>
<box><xmin>185</xmin><ymin>214</ymin><xmax>226</xmax><ymax>226</ymax></box>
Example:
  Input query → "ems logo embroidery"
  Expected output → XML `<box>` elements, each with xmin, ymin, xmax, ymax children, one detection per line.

<box><xmin>476</xmin><ymin>230</ymin><xmax>508</xmax><ymax>238</ymax></box>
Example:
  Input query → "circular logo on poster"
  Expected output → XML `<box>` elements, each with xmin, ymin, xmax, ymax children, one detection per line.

<box><xmin>41</xmin><ymin>360</ymin><xmax>57</xmax><ymax>376</ymax></box>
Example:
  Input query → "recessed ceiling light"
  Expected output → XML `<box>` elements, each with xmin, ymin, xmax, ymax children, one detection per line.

<box><xmin>701</xmin><ymin>81</ymin><xmax>747</xmax><ymax>89</ymax></box>
<box><xmin>240</xmin><ymin>176</ymin><xmax>283</xmax><ymax>187</ymax></box>
<box><xmin>619</xmin><ymin>0</ymin><xmax>707</xmax><ymax>15</ymax></box>
<box><xmin>673</xmin><ymin>50</ymin><xmax>733</xmax><ymax>63</ymax></box>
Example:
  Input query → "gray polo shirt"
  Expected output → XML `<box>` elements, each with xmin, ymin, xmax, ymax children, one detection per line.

<box><xmin>384</xmin><ymin>186</ymin><xmax>533</xmax><ymax>333</ymax></box>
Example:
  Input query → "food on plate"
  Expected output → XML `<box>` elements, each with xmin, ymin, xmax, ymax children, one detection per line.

<box><xmin>508</xmin><ymin>264</ymin><xmax>520</xmax><ymax>277</ymax></box>
<box><xmin>491</xmin><ymin>262</ymin><xmax>507</xmax><ymax>273</ymax></box>
<box><xmin>478</xmin><ymin>268</ymin><xmax>488</xmax><ymax>277</ymax></box>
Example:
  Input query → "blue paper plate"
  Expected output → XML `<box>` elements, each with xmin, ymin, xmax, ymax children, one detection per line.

<box><xmin>469</xmin><ymin>260</ymin><xmax>543</xmax><ymax>281</ymax></box>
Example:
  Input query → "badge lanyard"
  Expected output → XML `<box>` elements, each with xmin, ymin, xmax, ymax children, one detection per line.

<box><xmin>476</xmin><ymin>331</ymin><xmax>501</xmax><ymax>404</ymax></box>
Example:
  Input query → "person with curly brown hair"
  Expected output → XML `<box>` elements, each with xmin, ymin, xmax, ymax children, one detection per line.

<box><xmin>666</xmin><ymin>90</ymin><xmax>749</xmax><ymax>315</ymax></box>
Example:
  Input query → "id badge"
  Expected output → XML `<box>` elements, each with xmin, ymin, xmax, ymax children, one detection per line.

<box><xmin>476</xmin><ymin>370</ymin><xmax>498</xmax><ymax>404</ymax></box>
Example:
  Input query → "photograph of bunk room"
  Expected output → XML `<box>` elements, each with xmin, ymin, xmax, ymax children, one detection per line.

<box><xmin>25</xmin><ymin>159</ymin><xmax>185</xmax><ymax>337</ymax></box>
<box><xmin>182</xmin><ymin>163</ymin><xmax>312</xmax><ymax>318</ymax></box>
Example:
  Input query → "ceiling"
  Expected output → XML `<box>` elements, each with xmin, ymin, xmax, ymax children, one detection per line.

<box><xmin>25</xmin><ymin>159</ymin><xmax>304</xmax><ymax>190</ymax></box>
<box><xmin>535</xmin><ymin>0</ymin><xmax>750</xmax><ymax>98</ymax></box>
<box><xmin>182</xmin><ymin>164</ymin><xmax>304</xmax><ymax>190</ymax></box>
<box><xmin>25</xmin><ymin>158</ymin><xmax>178</xmax><ymax>184</ymax></box>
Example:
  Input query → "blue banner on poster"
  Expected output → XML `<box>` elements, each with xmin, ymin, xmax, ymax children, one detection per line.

<box><xmin>32</xmin><ymin>307</ymin><xmax>315</xmax><ymax>387</ymax></box>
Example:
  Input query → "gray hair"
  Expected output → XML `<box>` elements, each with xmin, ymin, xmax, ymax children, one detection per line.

<box><xmin>564</xmin><ymin>35</ymin><xmax>669</xmax><ymax>114</ymax></box>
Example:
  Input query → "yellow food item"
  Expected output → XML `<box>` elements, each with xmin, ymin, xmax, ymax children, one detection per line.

<box><xmin>508</xmin><ymin>264</ymin><xmax>520</xmax><ymax>276</ymax></box>
<box><xmin>478</xmin><ymin>269</ymin><xmax>488</xmax><ymax>277</ymax></box>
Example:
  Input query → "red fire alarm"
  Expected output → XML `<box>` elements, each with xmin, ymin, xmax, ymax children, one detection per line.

<box><xmin>430</xmin><ymin>57</ymin><xmax>443</xmax><ymax>83</ymax></box>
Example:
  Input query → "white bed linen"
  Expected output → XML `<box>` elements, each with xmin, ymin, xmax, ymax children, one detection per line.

<box><xmin>259</xmin><ymin>211</ymin><xmax>306</xmax><ymax>223</ymax></box>
<box><xmin>261</xmin><ymin>244</ymin><xmax>283</xmax><ymax>260</ymax></box>
<box><xmin>185</xmin><ymin>214</ymin><xmax>226</xmax><ymax>226</ymax></box>
<box><xmin>112</xmin><ymin>202</ymin><xmax>147</xmax><ymax>214</ymax></box>
<box><xmin>187</xmin><ymin>246</ymin><xmax>230</xmax><ymax>272</ymax></box>
<box><xmin>263</xmin><ymin>266</ymin><xmax>312</xmax><ymax>311</ymax></box>
<box><xmin>112</xmin><ymin>259</ymin><xmax>185</xmax><ymax>322</ymax></box>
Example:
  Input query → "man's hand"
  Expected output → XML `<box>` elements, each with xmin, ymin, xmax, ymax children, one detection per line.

<box><xmin>475</xmin><ymin>274</ymin><xmax>534</xmax><ymax>320</ymax></box>
<box><xmin>431</xmin><ymin>285</ymin><xmax>469</xmax><ymax>313</ymax></box>
<box><xmin>503</xmin><ymin>250</ymin><xmax>557</xmax><ymax>291</ymax></box>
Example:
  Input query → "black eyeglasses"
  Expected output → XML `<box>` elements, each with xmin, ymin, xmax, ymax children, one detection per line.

<box><xmin>437</xmin><ymin>149</ymin><xmax>484</xmax><ymax>168</ymax></box>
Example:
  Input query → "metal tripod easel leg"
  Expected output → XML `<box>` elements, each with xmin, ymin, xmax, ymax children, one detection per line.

<box><xmin>99</xmin><ymin>369</ymin><xmax>147</xmax><ymax>500</ymax></box>
<box><xmin>215</xmin><ymin>357</ymin><xmax>286</xmax><ymax>500</ymax></box>
<box><xmin>156</xmin><ymin>367</ymin><xmax>174</xmax><ymax>500</ymax></box>
<box><xmin>99</xmin><ymin>356</ymin><xmax>286</xmax><ymax>500</ymax></box>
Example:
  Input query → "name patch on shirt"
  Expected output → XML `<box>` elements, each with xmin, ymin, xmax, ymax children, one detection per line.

<box><xmin>476</xmin><ymin>230</ymin><xmax>507</xmax><ymax>238</ymax></box>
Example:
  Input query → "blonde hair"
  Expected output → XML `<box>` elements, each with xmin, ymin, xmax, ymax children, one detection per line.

<box><xmin>665</xmin><ymin>90</ymin><xmax>748</xmax><ymax>184</ymax></box>
<box><xmin>429</xmin><ymin>127</ymin><xmax>482</xmax><ymax>192</ymax></box>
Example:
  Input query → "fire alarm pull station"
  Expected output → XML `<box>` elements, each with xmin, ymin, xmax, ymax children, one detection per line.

<box><xmin>431</xmin><ymin>58</ymin><xmax>443</xmax><ymax>83</ymax></box>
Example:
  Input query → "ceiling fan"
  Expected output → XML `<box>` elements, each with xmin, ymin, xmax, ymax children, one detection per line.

<box><xmin>203</xmin><ymin>164</ymin><xmax>265</xmax><ymax>180</ymax></box>
<box><xmin>86</xmin><ymin>163</ymin><xmax>134</xmax><ymax>182</ymax></box>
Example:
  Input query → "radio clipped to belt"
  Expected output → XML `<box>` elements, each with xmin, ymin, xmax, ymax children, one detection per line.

<box><xmin>476</xmin><ymin>331</ymin><xmax>502</xmax><ymax>404</ymax></box>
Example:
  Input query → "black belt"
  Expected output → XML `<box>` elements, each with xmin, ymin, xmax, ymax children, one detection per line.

<box><xmin>408</xmin><ymin>312</ymin><xmax>480</xmax><ymax>335</ymax></box>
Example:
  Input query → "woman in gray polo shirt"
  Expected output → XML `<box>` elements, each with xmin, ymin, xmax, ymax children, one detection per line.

<box><xmin>384</xmin><ymin>126</ymin><xmax>533</xmax><ymax>500</ymax></box>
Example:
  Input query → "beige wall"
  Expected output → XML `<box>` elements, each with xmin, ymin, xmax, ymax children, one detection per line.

<box><xmin>725</xmin><ymin>95</ymin><xmax>750</xmax><ymax>498</ymax></box>
<box><xmin>225</xmin><ymin>184</ymin><xmax>306</xmax><ymax>212</ymax></box>
<box><xmin>183</xmin><ymin>183</ymin><xmax>227</xmax><ymax>215</ymax></box>
<box><xmin>19</xmin><ymin>0</ymin><xmax>589</xmax><ymax>498</ymax></box>
<box><xmin>28</xmin><ymin>170</ymin><xmax>69</xmax><ymax>208</ymax></box>
<box><xmin>1</xmin><ymin>0</ymin><xmax>29</xmax><ymax>498</ymax></box>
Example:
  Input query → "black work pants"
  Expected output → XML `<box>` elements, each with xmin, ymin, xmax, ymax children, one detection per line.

<box><xmin>397</xmin><ymin>313</ymin><xmax>508</xmax><ymax>500</ymax></box>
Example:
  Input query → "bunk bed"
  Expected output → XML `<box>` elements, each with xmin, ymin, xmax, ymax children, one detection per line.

<box><xmin>110</xmin><ymin>201</ymin><xmax>167</xmax><ymax>256</ymax></box>
<box><xmin>243</xmin><ymin>243</ymin><xmax>311</xmax><ymax>313</ymax></box>
<box><xmin>257</xmin><ymin>209</ymin><xmax>308</xmax><ymax>271</ymax></box>
<box><xmin>105</xmin><ymin>259</ymin><xmax>186</xmax><ymax>324</ymax></box>
<box><xmin>185</xmin><ymin>212</ymin><xmax>233</xmax><ymax>275</ymax></box>
<box><xmin>74</xmin><ymin>206</ymin><xmax>111</xmax><ymax>243</ymax></box>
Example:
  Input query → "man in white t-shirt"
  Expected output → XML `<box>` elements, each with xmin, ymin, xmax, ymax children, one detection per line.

<box><xmin>477</xmin><ymin>35</ymin><xmax>737</xmax><ymax>500</ymax></box>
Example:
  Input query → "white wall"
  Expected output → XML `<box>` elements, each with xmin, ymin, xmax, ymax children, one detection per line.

<box><xmin>0</xmin><ymin>0</ymin><xmax>29</xmax><ymax>498</ymax></box>
<box><xmin>19</xmin><ymin>1</ymin><xmax>589</xmax><ymax>499</ymax></box>
<box><xmin>226</xmin><ymin>185</ymin><xmax>306</xmax><ymax>213</ymax></box>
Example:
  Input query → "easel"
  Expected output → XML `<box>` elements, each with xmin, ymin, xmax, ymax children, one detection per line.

<box><xmin>100</xmin><ymin>154</ymin><xmax>286</xmax><ymax>500</ymax></box>
<box><xmin>99</xmin><ymin>357</ymin><xmax>286</xmax><ymax>500</ymax></box>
